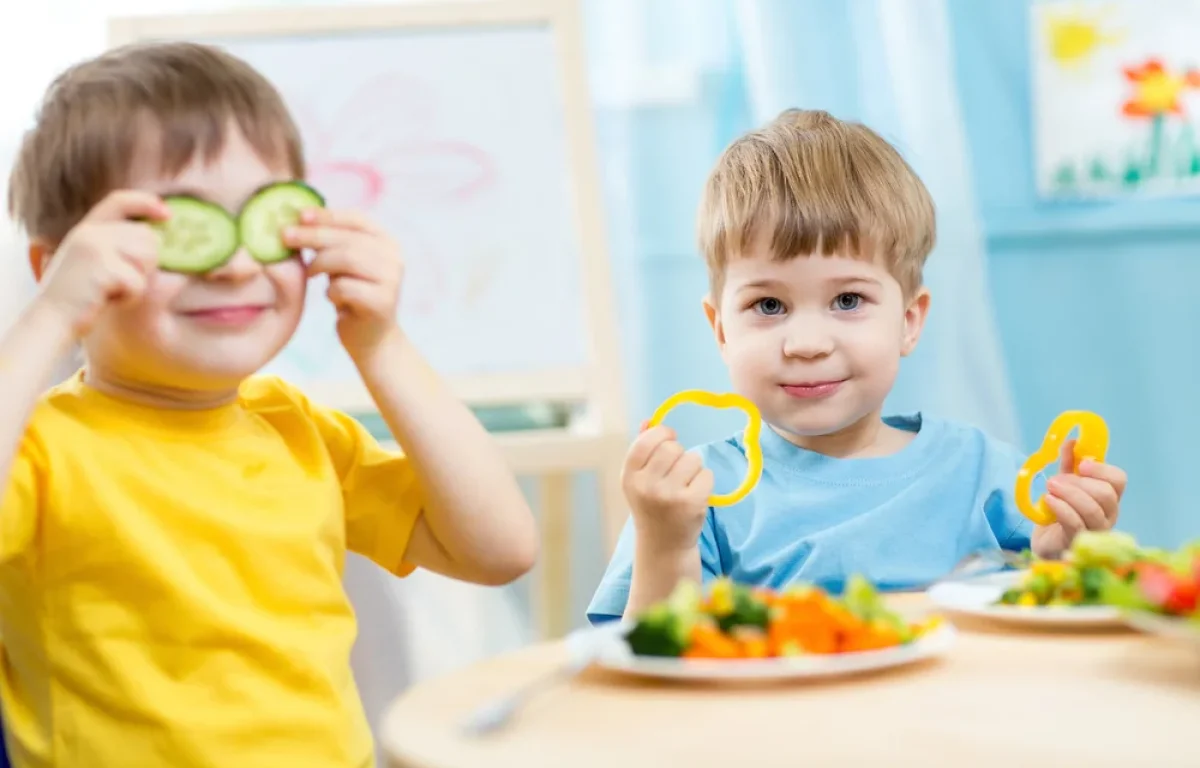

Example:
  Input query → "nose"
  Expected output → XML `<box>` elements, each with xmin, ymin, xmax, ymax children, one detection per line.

<box><xmin>204</xmin><ymin>247</ymin><xmax>262</xmax><ymax>283</ymax></box>
<box><xmin>781</xmin><ymin>317</ymin><xmax>835</xmax><ymax>360</ymax></box>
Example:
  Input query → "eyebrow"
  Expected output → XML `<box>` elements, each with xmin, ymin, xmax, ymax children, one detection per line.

<box><xmin>734</xmin><ymin>275</ymin><xmax>882</xmax><ymax>293</ymax></box>
<box><xmin>830</xmin><ymin>276</ymin><xmax>882</xmax><ymax>288</ymax></box>
<box><xmin>735</xmin><ymin>279</ymin><xmax>786</xmax><ymax>292</ymax></box>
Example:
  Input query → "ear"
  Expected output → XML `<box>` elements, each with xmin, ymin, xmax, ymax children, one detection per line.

<box><xmin>900</xmin><ymin>287</ymin><xmax>931</xmax><ymax>357</ymax></box>
<box><xmin>28</xmin><ymin>240</ymin><xmax>51</xmax><ymax>281</ymax></box>
<box><xmin>702</xmin><ymin>294</ymin><xmax>726</xmax><ymax>349</ymax></box>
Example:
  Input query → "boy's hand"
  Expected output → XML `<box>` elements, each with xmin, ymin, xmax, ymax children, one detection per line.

<box><xmin>622</xmin><ymin>424</ymin><xmax>713</xmax><ymax>553</ymax></box>
<box><xmin>1031</xmin><ymin>437</ymin><xmax>1127</xmax><ymax>558</ymax></box>
<box><xmin>34</xmin><ymin>190</ymin><xmax>167</xmax><ymax>339</ymax></box>
<box><xmin>285</xmin><ymin>209</ymin><xmax>403</xmax><ymax>358</ymax></box>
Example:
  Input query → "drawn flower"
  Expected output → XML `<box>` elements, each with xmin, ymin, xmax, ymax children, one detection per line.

<box><xmin>275</xmin><ymin>75</ymin><xmax>498</xmax><ymax>377</ymax></box>
<box><xmin>290</xmin><ymin>74</ymin><xmax>497</xmax><ymax>318</ymax></box>
<box><xmin>1121</xmin><ymin>58</ymin><xmax>1200</xmax><ymax>118</ymax></box>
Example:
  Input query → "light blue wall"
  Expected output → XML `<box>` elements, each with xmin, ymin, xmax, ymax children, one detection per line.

<box><xmin>951</xmin><ymin>1</ymin><xmax>1200</xmax><ymax>547</ymax></box>
<box><xmin>611</xmin><ymin>1</ymin><xmax>1198</xmax><ymax>549</ymax></box>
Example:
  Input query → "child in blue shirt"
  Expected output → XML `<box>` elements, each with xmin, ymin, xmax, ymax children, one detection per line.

<box><xmin>587</xmin><ymin>109</ymin><xmax>1128</xmax><ymax>624</ymax></box>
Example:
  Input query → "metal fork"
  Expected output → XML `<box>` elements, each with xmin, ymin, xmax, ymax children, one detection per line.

<box><xmin>458</xmin><ymin>624</ymin><xmax>621</xmax><ymax>737</ymax></box>
<box><xmin>935</xmin><ymin>549</ymin><xmax>1030</xmax><ymax>585</ymax></box>
<box><xmin>458</xmin><ymin>658</ymin><xmax>589</xmax><ymax>737</ymax></box>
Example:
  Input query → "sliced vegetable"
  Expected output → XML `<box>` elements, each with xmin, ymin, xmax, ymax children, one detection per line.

<box><xmin>238</xmin><ymin>181</ymin><xmax>325</xmax><ymax>264</ymax></box>
<box><xmin>154</xmin><ymin>196</ymin><xmax>239</xmax><ymax>273</ymax></box>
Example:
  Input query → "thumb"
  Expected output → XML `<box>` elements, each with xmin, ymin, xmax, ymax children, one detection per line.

<box><xmin>1058</xmin><ymin>437</ymin><xmax>1077</xmax><ymax>475</ymax></box>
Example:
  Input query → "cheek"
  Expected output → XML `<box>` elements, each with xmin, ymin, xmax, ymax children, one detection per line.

<box><xmin>845</xmin><ymin>318</ymin><xmax>903</xmax><ymax>373</ymax></box>
<box><xmin>269</xmin><ymin>260</ymin><xmax>308</xmax><ymax>311</ymax></box>
<box><xmin>128</xmin><ymin>273</ymin><xmax>188</xmax><ymax>329</ymax></box>
<box><xmin>723</xmin><ymin>327</ymin><xmax>778</xmax><ymax>381</ymax></box>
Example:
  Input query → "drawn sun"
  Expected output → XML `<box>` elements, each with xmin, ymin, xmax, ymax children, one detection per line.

<box><xmin>1041</xmin><ymin>2</ymin><xmax>1123</xmax><ymax>69</ymax></box>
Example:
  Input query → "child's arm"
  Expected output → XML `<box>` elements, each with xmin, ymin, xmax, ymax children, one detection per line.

<box><xmin>0</xmin><ymin>305</ymin><xmax>75</xmax><ymax>486</ymax></box>
<box><xmin>2</xmin><ymin>191</ymin><xmax>165</xmax><ymax>507</ymax></box>
<box><xmin>289</xmin><ymin>207</ymin><xmax>536</xmax><ymax>586</ymax></box>
<box><xmin>356</xmin><ymin>330</ymin><xmax>538</xmax><ymax>585</ymax></box>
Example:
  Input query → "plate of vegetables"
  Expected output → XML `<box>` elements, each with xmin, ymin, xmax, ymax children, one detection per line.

<box><xmin>591</xmin><ymin>576</ymin><xmax>953</xmax><ymax>681</ymax></box>
<box><xmin>926</xmin><ymin>531</ymin><xmax>1179</xmax><ymax>628</ymax></box>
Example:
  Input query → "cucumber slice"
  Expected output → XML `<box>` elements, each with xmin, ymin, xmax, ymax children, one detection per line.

<box><xmin>154</xmin><ymin>197</ymin><xmax>239</xmax><ymax>274</ymax></box>
<box><xmin>238</xmin><ymin>181</ymin><xmax>325</xmax><ymax>264</ymax></box>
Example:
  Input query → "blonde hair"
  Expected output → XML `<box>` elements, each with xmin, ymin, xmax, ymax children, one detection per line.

<box><xmin>697</xmin><ymin>109</ymin><xmax>935</xmax><ymax>299</ymax></box>
<box><xmin>8</xmin><ymin>42</ymin><xmax>304</xmax><ymax>245</ymax></box>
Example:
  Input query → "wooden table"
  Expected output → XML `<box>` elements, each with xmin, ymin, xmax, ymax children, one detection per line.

<box><xmin>381</xmin><ymin>597</ymin><xmax>1200</xmax><ymax>767</ymax></box>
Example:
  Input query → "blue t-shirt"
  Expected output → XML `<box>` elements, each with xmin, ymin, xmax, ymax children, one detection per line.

<box><xmin>586</xmin><ymin>413</ymin><xmax>1033</xmax><ymax>625</ymax></box>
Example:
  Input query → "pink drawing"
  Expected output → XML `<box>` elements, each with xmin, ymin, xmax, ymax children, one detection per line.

<box><xmin>290</xmin><ymin>74</ymin><xmax>498</xmax><ymax>318</ymax></box>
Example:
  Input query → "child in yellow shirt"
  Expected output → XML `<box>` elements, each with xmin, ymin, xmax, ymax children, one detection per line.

<box><xmin>0</xmin><ymin>42</ymin><xmax>538</xmax><ymax>767</ymax></box>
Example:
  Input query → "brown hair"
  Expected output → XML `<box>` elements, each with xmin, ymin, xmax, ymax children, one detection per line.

<box><xmin>8</xmin><ymin>41</ymin><xmax>304</xmax><ymax>245</ymax></box>
<box><xmin>697</xmin><ymin>109</ymin><xmax>935</xmax><ymax>299</ymax></box>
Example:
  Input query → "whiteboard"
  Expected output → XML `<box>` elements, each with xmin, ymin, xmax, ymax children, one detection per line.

<box><xmin>111</xmin><ymin>1</ymin><xmax>623</xmax><ymax>412</ymax></box>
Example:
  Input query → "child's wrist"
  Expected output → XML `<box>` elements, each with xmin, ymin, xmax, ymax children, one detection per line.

<box><xmin>347</xmin><ymin>322</ymin><xmax>408</xmax><ymax>372</ymax></box>
<box><xmin>634</xmin><ymin>529</ymin><xmax>699</xmax><ymax>565</ymax></box>
<box><xmin>22</xmin><ymin>298</ymin><xmax>79</xmax><ymax>353</ymax></box>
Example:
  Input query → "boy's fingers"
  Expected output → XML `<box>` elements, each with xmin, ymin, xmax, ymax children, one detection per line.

<box><xmin>1048</xmin><ymin>477</ymin><xmax>1107</xmax><ymax>530</ymax></box>
<box><xmin>88</xmin><ymin>190</ymin><xmax>169</xmax><ymax>223</ymax></box>
<box><xmin>1057</xmin><ymin>437</ymin><xmax>1077</xmax><ymax>475</ymax></box>
<box><xmin>644</xmin><ymin>440</ymin><xmax>685</xmax><ymax>479</ymax></box>
<box><xmin>1078</xmin><ymin>460</ymin><xmax>1127</xmax><ymax>499</ymax></box>
<box><xmin>284</xmin><ymin>225</ymin><xmax>362</xmax><ymax>251</ymax></box>
<box><xmin>1044</xmin><ymin>495</ymin><xmax>1084</xmax><ymax>537</ymax></box>
<box><xmin>300</xmin><ymin>207</ymin><xmax>384</xmax><ymax>235</ymax></box>
<box><xmin>625</xmin><ymin>425</ymin><xmax>675</xmax><ymax>470</ymax></box>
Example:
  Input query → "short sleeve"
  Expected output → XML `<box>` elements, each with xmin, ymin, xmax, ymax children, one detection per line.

<box><xmin>981</xmin><ymin>438</ymin><xmax>1035</xmax><ymax>551</ymax></box>
<box><xmin>585</xmin><ymin>512</ymin><xmax>722</xmax><ymax>626</ymax></box>
<box><xmin>302</xmin><ymin>398</ymin><xmax>425</xmax><ymax>577</ymax></box>
<box><xmin>1</xmin><ymin>434</ymin><xmax>43</xmax><ymax>564</ymax></box>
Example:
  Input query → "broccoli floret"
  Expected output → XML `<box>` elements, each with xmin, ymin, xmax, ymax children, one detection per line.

<box><xmin>625</xmin><ymin>580</ymin><xmax>703</xmax><ymax>657</ymax></box>
<box><xmin>842</xmin><ymin>574</ymin><xmax>884</xmax><ymax>619</ymax></box>
<box><xmin>714</xmin><ymin>583</ymin><xmax>770</xmax><ymax>633</ymax></box>
<box><xmin>625</xmin><ymin>604</ymin><xmax>690</xmax><ymax>657</ymax></box>
<box><xmin>1079</xmin><ymin>566</ymin><xmax>1115</xmax><ymax>604</ymax></box>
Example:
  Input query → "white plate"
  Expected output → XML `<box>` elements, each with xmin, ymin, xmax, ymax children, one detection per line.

<box><xmin>926</xmin><ymin>570</ymin><xmax>1123</xmax><ymax>628</ymax></box>
<box><xmin>584</xmin><ymin>621</ymin><xmax>956</xmax><ymax>682</ymax></box>
<box><xmin>1123</xmin><ymin>610</ymin><xmax>1200</xmax><ymax>646</ymax></box>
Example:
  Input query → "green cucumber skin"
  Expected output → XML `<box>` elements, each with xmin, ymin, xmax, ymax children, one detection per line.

<box><xmin>238</xmin><ymin>181</ymin><xmax>326</xmax><ymax>264</ymax></box>
<box><xmin>155</xmin><ymin>196</ymin><xmax>239</xmax><ymax>274</ymax></box>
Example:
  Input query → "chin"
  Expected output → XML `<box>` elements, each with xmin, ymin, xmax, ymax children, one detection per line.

<box><xmin>169</xmin><ymin>348</ymin><xmax>279</xmax><ymax>388</ymax></box>
<box><xmin>770</xmin><ymin>418</ymin><xmax>844</xmax><ymax>439</ymax></box>
<box><xmin>766</xmin><ymin>404</ymin><xmax>869</xmax><ymax>439</ymax></box>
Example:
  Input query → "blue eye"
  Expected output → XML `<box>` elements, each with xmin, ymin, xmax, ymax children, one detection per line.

<box><xmin>754</xmin><ymin>297</ymin><xmax>786</xmax><ymax>316</ymax></box>
<box><xmin>833</xmin><ymin>293</ymin><xmax>862</xmax><ymax>312</ymax></box>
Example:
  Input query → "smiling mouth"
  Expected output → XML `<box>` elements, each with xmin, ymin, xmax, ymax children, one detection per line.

<box><xmin>183</xmin><ymin>306</ymin><xmax>268</xmax><ymax>326</ymax></box>
<box><xmin>780</xmin><ymin>380</ymin><xmax>845</xmax><ymax>399</ymax></box>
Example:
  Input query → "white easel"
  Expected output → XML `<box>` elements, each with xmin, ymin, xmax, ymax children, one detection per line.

<box><xmin>110</xmin><ymin>0</ymin><xmax>630</xmax><ymax>639</ymax></box>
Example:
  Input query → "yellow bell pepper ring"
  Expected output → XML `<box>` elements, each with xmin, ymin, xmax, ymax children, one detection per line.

<box><xmin>645</xmin><ymin>389</ymin><xmax>764</xmax><ymax>507</ymax></box>
<box><xmin>1014</xmin><ymin>410</ymin><xmax>1110</xmax><ymax>526</ymax></box>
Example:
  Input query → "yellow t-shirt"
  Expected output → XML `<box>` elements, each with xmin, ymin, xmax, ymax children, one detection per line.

<box><xmin>0</xmin><ymin>373</ymin><xmax>422</xmax><ymax>767</ymax></box>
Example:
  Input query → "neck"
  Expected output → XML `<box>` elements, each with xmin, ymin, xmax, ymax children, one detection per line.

<box><xmin>773</xmin><ymin>410</ymin><xmax>911</xmax><ymax>459</ymax></box>
<box><xmin>83</xmin><ymin>364</ymin><xmax>240</xmax><ymax>411</ymax></box>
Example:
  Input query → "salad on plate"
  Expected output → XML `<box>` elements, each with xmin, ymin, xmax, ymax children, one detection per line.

<box><xmin>591</xmin><ymin>575</ymin><xmax>953</xmax><ymax>682</ymax></box>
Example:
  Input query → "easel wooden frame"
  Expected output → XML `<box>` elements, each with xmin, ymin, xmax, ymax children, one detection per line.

<box><xmin>110</xmin><ymin>0</ymin><xmax>630</xmax><ymax>640</ymax></box>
